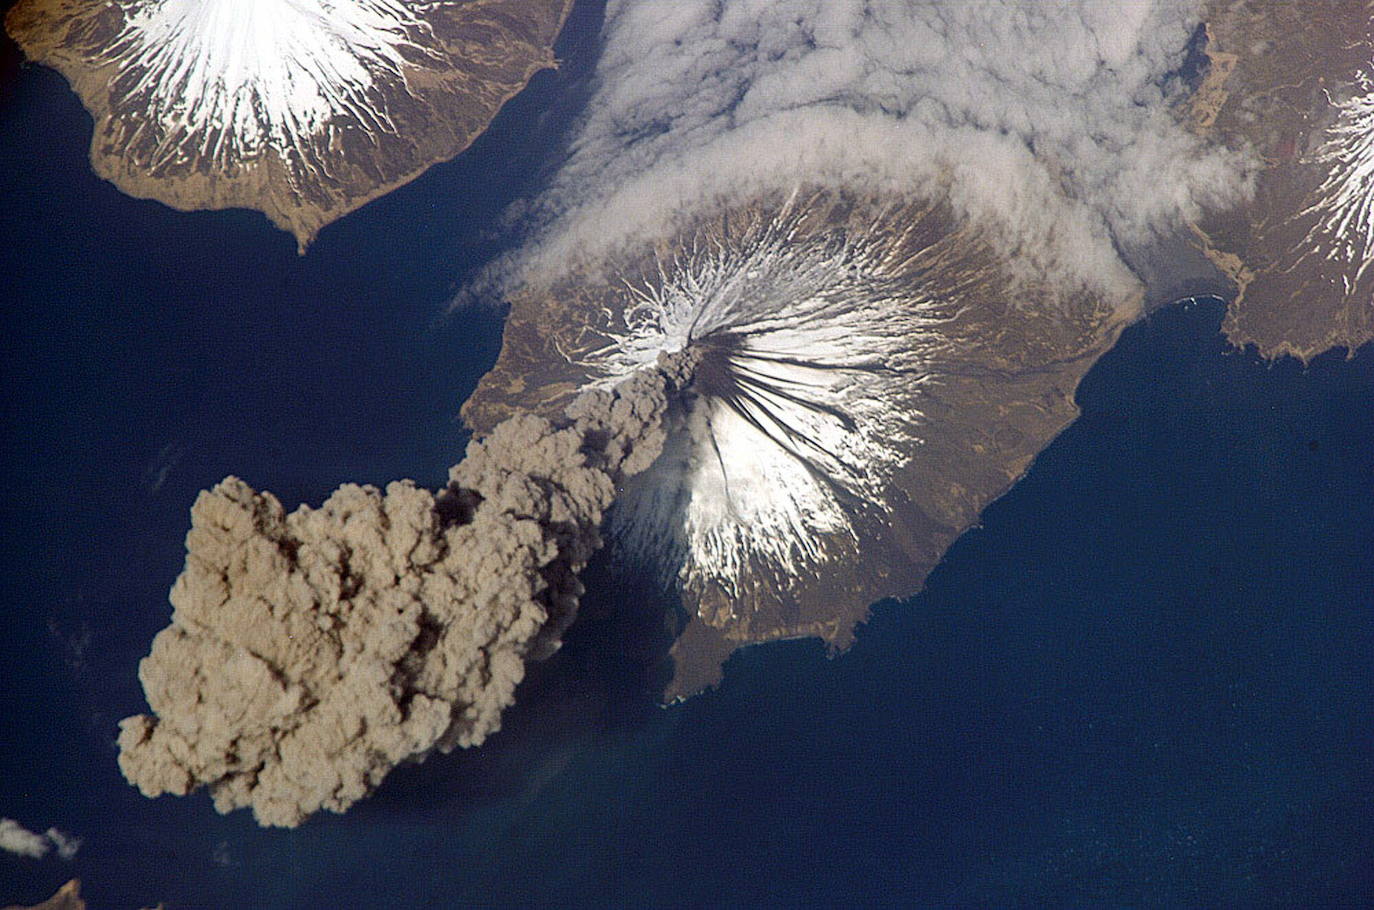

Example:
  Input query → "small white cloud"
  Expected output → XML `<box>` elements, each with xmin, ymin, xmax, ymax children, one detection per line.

<box><xmin>0</xmin><ymin>819</ymin><xmax>80</xmax><ymax>861</ymax></box>
<box><xmin>0</xmin><ymin>819</ymin><xmax>48</xmax><ymax>859</ymax></box>
<box><xmin>44</xmin><ymin>827</ymin><xmax>81</xmax><ymax>861</ymax></box>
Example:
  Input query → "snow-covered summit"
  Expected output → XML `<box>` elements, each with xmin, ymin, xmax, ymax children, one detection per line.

<box><xmin>6</xmin><ymin>0</ymin><xmax>573</xmax><ymax>249</ymax></box>
<box><xmin>108</xmin><ymin>0</ymin><xmax>431</xmax><ymax>167</ymax></box>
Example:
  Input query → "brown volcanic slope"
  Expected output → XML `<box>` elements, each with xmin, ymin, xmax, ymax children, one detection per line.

<box><xmin>5</xmin><ymin>880</ymin><xmax>87</xmax><ymax>910</ymax></box>
<box><xmin>466</xmin><ymin>189</ymin><xmax>1135</xmax><ymax>698</ymax></box>
<box><xmin>5</xmin><ymin>0</ymin><xmax>573</xmax><ymax>252</ymax></box>
<box><xmin>1191</xmin><ymin>0</ymin><xmax>1374</xmax><ymax>360</ymax></box>
<box><xmin>4</xmin><ymin>880</ymin><xmax>164</xmax><ymax>910</ymax></box>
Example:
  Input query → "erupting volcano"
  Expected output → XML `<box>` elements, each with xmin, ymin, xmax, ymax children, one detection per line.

<box><xmin>467</xmin><ymin>188</ymin><xmax>1134</xmax><ymax>695</ymax></box>
<box><xmin>588</xmin><ymin>195</ymin><xmax>951</xmax><ymax>610</ymax></box>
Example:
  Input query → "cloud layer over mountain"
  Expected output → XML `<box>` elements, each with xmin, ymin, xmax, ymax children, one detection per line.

<box><xmin>511</xmin><ymin>0</ymin><xmax>1252</xmax><ymax>301</ymax></box>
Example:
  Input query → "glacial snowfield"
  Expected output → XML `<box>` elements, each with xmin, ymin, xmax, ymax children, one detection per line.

<box><xmin>5</xmin><ymin>0</ymin><xmax>573</xmax><ymax>248</ymax></box>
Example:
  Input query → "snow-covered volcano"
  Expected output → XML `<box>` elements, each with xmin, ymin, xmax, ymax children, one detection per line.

<box><xmin>466</xmin><ymin>189</ymin><xmax>1131</xmax><ymax>690</ymax></box>
<box><xmin>1189</xmin><ymin>1</ymin><xmax>1374</xmax><ymax>360</ymax></box>
<box><xmin>597</xmin><ymin>195</ymin><xmax>951</xmax><ymax>620</ymax></box>
<box><xmin>6</xmin><ymin>0</ymin><xmax>573</xmax><ymax>249</ymax></box>
<box><xmin>107</xmin><ymin>0</ymin><xmax>437</xmax><ymax>169</ymax></box>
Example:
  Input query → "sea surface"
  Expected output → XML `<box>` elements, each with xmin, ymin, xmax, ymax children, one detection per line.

<box><xmin>2</xmin><ymin>15</ymin><xmax>1373</xmax><ymax>909</ymax></box>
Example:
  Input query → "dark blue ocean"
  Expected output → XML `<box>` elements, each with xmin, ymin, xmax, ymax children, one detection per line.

<box><xmin>2</xmin><ymin>13</ymin><xmax>1372</xmax><ymax>909</ymax></box>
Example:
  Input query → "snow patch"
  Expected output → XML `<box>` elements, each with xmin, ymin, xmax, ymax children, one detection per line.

<box><xmin>1299</xmin><ymin>60</ymin><xmax>1374</xmax><ymax>292</ymax></box>
<box><xmin>105</xmin><ymin>0</ymin><xmax>432</xmax><ymax>169</ymax></box>
<box><xmin>585</xmin><ymin>197</ymin><xmax>952</xmax><ymax>613</ymax></box>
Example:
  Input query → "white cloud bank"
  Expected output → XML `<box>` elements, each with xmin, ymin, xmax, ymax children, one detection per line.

<box><xmin>506</xmin><ymin>0</ymin><xmax>1253</xmax><ymax>301</ymax></box>
<box><xmin>0</xmin><ymin>818</ymin><xmax>80</xmax><ymax>860</ymax></box>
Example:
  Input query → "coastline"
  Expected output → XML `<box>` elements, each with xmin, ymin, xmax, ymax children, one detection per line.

<box><xmin>4</xmin><ymin>0</ymin><xmax>577</xmax><ymax>252</ymax></box>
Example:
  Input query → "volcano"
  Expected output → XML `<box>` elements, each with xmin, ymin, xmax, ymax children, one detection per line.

<box><xmin>466</xmin><ymin>188</ymin><xmax>1135</xmax><ymax>697</ymax></box>
<box><xmin>5</xmin><ymin>0</ymin><xmax>573</xmax><ymax>250</ymax></box>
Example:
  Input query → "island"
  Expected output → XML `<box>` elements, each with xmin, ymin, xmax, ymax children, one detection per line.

<box><xmin>4</xmin><ymin>0</ymin><xmax>574</xmax><ymax>251</ymax></box>
<box><xmin>103</xmin><ymin>0</ymin><xmax>1372</xmax><ymax>827</ymax></box>
<box><xmin>466</xmin><ymin>5</ymin><xmax>1374</xmax><ymax>697</ymax></box>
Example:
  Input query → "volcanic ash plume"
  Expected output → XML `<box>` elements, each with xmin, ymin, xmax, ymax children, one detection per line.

<box><xmin>117</xmin><ymin>362</ymin><xmax>687</xmax><ymax>828</ymax></box>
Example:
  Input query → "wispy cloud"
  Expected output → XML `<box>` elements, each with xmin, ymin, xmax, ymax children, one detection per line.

<box><xmin>0</xmin><ymin>818</ymin><xmax>80</xmax><ymax>860</ymax></box>
<box><xmin>505</xmin><ymin>0</ymin><xmax>1252</xmax><ymax>302</ymax></box>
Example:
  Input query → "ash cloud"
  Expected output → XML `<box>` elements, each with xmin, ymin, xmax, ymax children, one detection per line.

<box><xmin>117</xmin><ymin>361</ymin><xmax>689</xmax><ymax>827</ymax></box>
<box><xmin>0</xmin><ymin>819</ymin><xmax>80</xmax><ymax>861</ymax></box>
<box><xmin>508</xmin><ymin>0</ymin><xmax>1253</xmax><ymax>302</ymax></box>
